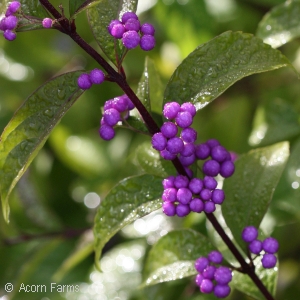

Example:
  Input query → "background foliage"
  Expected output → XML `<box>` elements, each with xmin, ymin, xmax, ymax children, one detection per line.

<box><xmin>1</xmin><ymin>0</ymin><xmax>300</xmax><ymax>299</ymax></box>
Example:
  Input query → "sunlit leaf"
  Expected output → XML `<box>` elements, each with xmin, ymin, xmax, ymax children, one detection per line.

<box><xmin>164</xmin><ymin>31</ymin><xmax>294</xmax><ymax>110</ymax></box>
<box><xmin>93</xmin><ymin>174</ymin><xmax>163</xmax><ymax>268</ymax></box>
<box><xmin>222</xmin><ymin>142</ymin><xmax>289</xmax><ymax>252</ymax></box>
<box><xmin>0</xmin><ymin>71</ymin><xmax>84</xmax><ymax>222</ymax></box>
<box><xmin>256</xmin><ymin>0</ymin><xmax>300</xmax><ymax>48</ymax></box>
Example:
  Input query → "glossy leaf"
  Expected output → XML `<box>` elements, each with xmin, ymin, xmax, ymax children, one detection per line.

<box><xmin>0</xmin><ymin>71</ymin><xmax>84</xmax><ymax>222</ymax></box>
<box><xmin>256</xmin><ymin>0</ymin><xmax>300</xmax><ymax>48</ymax></box>
<box><xmin>163</xmin><ymin>31</ymin><xmax>293</xmax><ymax>110</ymax></box>
<box><xmin>222</xmin><ymin>142</ymin><xmax>289</xmax><ymax>252</ymax></box>
<box><xmin>93</xmin><ymin>174</ymin><xmax>163</xmax><ymax>267</ymax></box>
<box><xmin>232</xmin><ymin>256</ymin><xmax>278</xmax><ymax>299</ymax></box>
<box><xmin>142</xmin><ymin>229</ymin><xmax>215</xmax><ymax>287</ymax></box>
<box><xmin>87</xmin><ymin>0</ymin><xmax>138</xmax><ymax>66</ymax></box>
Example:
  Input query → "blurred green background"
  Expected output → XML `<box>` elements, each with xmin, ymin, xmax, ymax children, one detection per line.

<box><xmin>1</xmin><ymin>0</ymin><xmax>300</xmax><ymax>299</ymax></box>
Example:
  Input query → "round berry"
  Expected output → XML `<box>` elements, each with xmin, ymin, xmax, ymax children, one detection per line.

<box><xmin>211</xmin><ymin>145</ymin><xmax>228</xmax><ymax>163</ymax></box>
<box><xmin>179</xmin><ymin>154</ymin><xmax>196</xmax><ymax>166</ymax></box>
<box><xmin>203</xmin><ymin>160</ymin><xmax>220</xmax><ymax>177</ymax></box>
<box><xmin>42</xmin><ymin>18</ymin><xmax>52</xmax><ymax>28</ymax></box>
<box><xmin>188</xmin><ymin>178</ymin><xmax>203</xmax><ymax>194</ymax></box>
<box><xmin>122</xmin><ymin>30</ymin><xmax>140</xmax><ymax>49</ymax></box>
<box><xmin>112</xmin><ymin>96</ymin><xmax>128</xmax><ymax>112</ymax></box>
<box><xmin>162</xmin><ymin>188</ymin><xmax>177</xmax><ymax>202</ymax></box>
<box><xmin>203</xmin><ymin>176</ymin><xmax>217</xmax><ymax>190</ymax></box>
<box><xmin>124</xmin><ymin>18</ymin><xmax>140</xmax><ymax>31</ymax></box>
<box><xmin>104</xmin><ymin>99</ymin><xmax>114</xmax><ymax>111</ymax></box>
<box><xmin>261</xmin><ymin>253</ymin><xmax>277</xmax><ymax>269</ymax></box>
<box><xmin>77</xmin><ymin>73</ymin><xmax>92</xmax><ymax>90</ymax></box>
<box><xmin>200</xmin><ymin>279</ymin><xmax>214</xmax><ymax>294</ymax></box>
<box><xmin>176</xmin><ymin>203</ymin><xmax>190</xmax><ymax>217</ymax></box>
<box><xmin>206</xmin><ymin>139</ymin><xmax>220</xmax><ymax>148</ymax></box>
<box><xmin>211</xmin><ymin>189</ymin><xmax>225</xmax><ymax>205</ymax></box>
<box><xmin>99</xmin><ymin>124</ymin><xmax>115</xmax><ymax>140</ymax></box>
<box><xmin>242</xmin><ymin>226</ymin><xmax>258</xmax><ymax>243</ymax></box>
<box><xmin>108</xmin><ymin>20</ymin><xmax>122</xmax><ymax>34</ymax></box>
<box><xmin>120</xmin><ymin>94</ymin><xmax>134</xmax><ymax>110</ymax></box>
<box><xmin>175</xmin><ymin>111</ymin><xmax>193</xmax><ymax>128</ymax></box>
<box><xmin>90</xmin><ymin>68</ymin><xmax>105</xmax><ymax>84</ymax></box>
<box><xmin>4</xmin><ymin>15</ymin><xmax>18</xmax><ymax>30</ymax></box>
<box><xmin>180</xmin><ymin>102</ymin><xmax>196</xmax><ymax>117</ymax></box>
<box><xmin>151</xmin><ymin>132</ymin><xmax>167</xmax><ymax>151</ymax></box>
<box><xmin>177</xmin><ymin>187</ymin><xmax>192</xmax><ymax>204</ymax></box>
<box><xmin>214</xmin><ymin>284</ymin><xmax>231</xmax><ymax>298</ymax></box>
<box><xmin>121</xmin><ymin>11</ymin><xmax>138</xmax><ymax>24</ymax></box>
<box><xmin>111</xmin><ymin>23</ymin><xmax>126</xmax><ymax>39</ymax></box>
<box><xmin>249</xmin><ymin>239</ymin><xmax>262</xmax><ymax>254</ymax></box>
<box><xmin>214</xmin><ymin>266</ymin><xmax>232</xmax><ymax>284</ymax></box>
<box><xmin>262</xmin><ymin>237</ymin><xmax>279</xmax><ymax>254</ymax></box>
<box><xmin>200</xmin><ymin>189</ymin><xmax>211</xmax><ymax>201</ymax></box>
<box><xmin>174</xmin><ymin>175</ymin><xmax>189</xmax><ymax>188</ymax></box>
<box><xmin>181</xmin><ymin>143</ymin><xmax>195</xmax><ymax>157</ymax></box>
<box><xmin>195</xmin><ymin>143</ymin><xmax>210</xmax><ymax>160</ymax></box>
<box><xmin>163</xmin><ymin>102</ymin><xmax>181</xmax><ymax>120</ymax></box>
<box><xmin>166</xmin><ymin>137</ymin><xmax>184</xmax><ymax>154</ymax></box>
<box><xmin>203</xmin><ymin>265</ymin><xmax>216</xmax><ymax>279</ymax></box>
<box><xmin>160</xmin><ymin>149</ymin><xmax>177</xmax><ymax>160</ymax></box>
<box><xmin>195</xmin><ymin>273</ymin><xmax>204</xmax><ymax>287</ymax></box>
<box><xmin>180</xmin><ymin>127</ymin><xmax>197</xmax><ymax>143</ymax></box>
<box><xmin>103</xmin><ymin>108</ymin><xmax>121</xmax><ymax>126</ymax></box>
<box><xmin>140</xmin><ymin>35</ymin><xmax>156</xmax><ymax>51</ymax></box>
<box><xmin>161</xmin><ymin>122</ymin><xmax>178</xmax><ymax>138</ymax></box>
<box><xmin>0</xmin><ymin>18</ymin><xmax>6</xmax><ymax>31</ymax></box>
<box><xmin>220</xmin><ymin>160</ymin><xmax>235</xmax><ymax>178</ymax></box>
<box><xmin>162</xmin><ymin>202</ymin><xmax>176</xmax><ymax>216</ymax></box>
<box><xmin>162</xmin><ymin>176</ymin><xmax>175</xmax><ymax>189</ymax></box>
<box><xmin>3</xmin><ymin>29</ymin><xmax>16</xmax><ymax>41</ymax></box>
<box><xmin>6</xmin><ymin>1</ymin><xmax>21</xmax><ymax>16</ymax></box>
<box><xmin>195</xmin><ymin>257</ymin><xmax>209</xmax><ymax>273</ymax></box>
<box><xmin>140</xmin><ymin>23</ymin><xmax>155</xmax><ymax>35</ymax></box>
<box><xmin>204</xmin><ymin>201</ymin><xmax>216</xmax><ymax>213</ymax></box>
<box><xmin>189</xmin><ymin>198</ymin><xmax>204</xmax><ymax>213</ymax></box>
<box><xmin>208</xmin><ymin>251</ymin><xmax>223</xmax><ymax>264</ymax></box>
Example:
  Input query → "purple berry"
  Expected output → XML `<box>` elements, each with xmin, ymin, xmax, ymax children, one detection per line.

<box><xmin>189</xmin><ymin>198</ymin><xmax>204</xmax><ymax>213</ymax></box>
<box><xmin>160</xmin><ymin>149</ymin><xmax>176</xmax><ymax>160</ymax></box>
<box><xmin>214</xmin><ymin>284</ymin><xmax>231</xmax><ymax>298</ymax></box>
<box><xmin>140</xmin><ymin>23</ymin><xmax>155</xmax><ymax>35</ymax></box>
<box><xmin>262</xmin><ymin>237</ymin><xmax>279</xmax><ymax>254</ymax></box>
<box><xmin>104</xmin><ymin>99</ymin><xmax>114</xmax><ymax>111</ymax></box>
<box><xmin>152</xmin><ymin>132</ymin><xmax>167</xmax><ymax>151</ymax></box>
<box><xmin>220</xmin><ymin>160</ymin><xmax>235</xmax><ymax>178</ymax></box>
<box><xmin>204</xmin><ymin>201</ymin><xmax>216</xmax><ymax>213</ymax></box>
<box><xmin>208</xmin><ymin>251</ymin><xmax>223</xmax><ymax>264</ymax></box>
<box><xmin>242</xmin><ymin>226</ymin><xmax>258</xmax><ymax>243</ymax></box>
<box><xmin>6</xmin><ymin>1</ymin><xmax>21</xmax><ymax>16</ymax></box>
<box><xmin>180</xmin><ymin>102</ymin><xmax>196</xmax><ymax>117</ymax></box>
<box><xmin>195</xmin><ymin>143</ymin><xmax>210</xmax><ymax>160</ymax></box>
<box><xmin>163</xmin><ymin>102</ymin><xmax>181</xmax><ymax>120</ymax></box>
<box><xmin>203</xmin><ymin>265</ymin><xmax>216</xmax><ymax>279</ymax></box>
<box><xmin>162</xmin><ymin>202</ymin><xmax>176</xmax><ymax>216</ymax></box>
<box><xmin>203</xmin><ymin>160</ymin><xmax>220</xmax><ymax>177</ymax></box>
<box><xmin>140</xmin><ymin>35</ymin><xmax>155</xmax><ymax>51</ymax></box>
<box><xmin>111</xmin><ymin>23</ymin><xmax>125</xmax><ymax>39</ymax></box>
<box><xmin>180</xmin><ymin>127</ymin><xmax>197</xmax><ymax>143</ymax></box>
<box><xmin>99</xmin><ymin>124</ymin><xmax>115</xmax><ymax>140</ymax></box>
<box><xmin>162</xmin><ymin>176</ymin><xmax>175</xmax><ymax>189</ymax></box>
<box><xmin>177</xmin><ymin>187</ymin><xmax>192</xmax><ymax>204</ymax></box>
<box><xmin>261</xmin><ymin>253</ymin><xmax>277</xmax><ymax>268</ymax></box>
<box><xmin>112</xmin><ymin>97</ymin><xmax>128</xmax><ymax>112</ymax></box>
<box><xmin>42</xmin><ymin>18</ymin><xmax>52</xmax><ymax>28</ymax></box>
<box><xmin>176</xmin><ymin>203</ymin><xmax>190</xmax><ymax>217</ymax></box>
<box><xmin>181</xmin><ymin>143</ymin><xmax>195</xmax><ymax>157</ymax></box>
<box><xmin>4</xmin><ymin>15</ymin><xmax>18</xmax><ymax>30</ymax></box>
<box><xmin>90</xmin><ymin>68</ymin><xmax>105</xmax><ymax>84</ymax></box>
<box><xmin>206</xmin><ymin>139</ymin><xmax>220</xmax><ymax>148</ymax></box>
<box><xmin>0</xmin><ymin>18</ymin><xmax>6</xmax><ymax>31</ymax></box>
<box><xmin>77</xmin><ymin>73</ymin><xmax>92</xmax><ymax>90</ymax></box>
<box><xmin>123</xmin><ymin>95</ymin><xmax>134</xmax><ymax>110</ymax></box>
<box><xmin>174</xmin><ymin>175</ymin><xmax>189</xmax><ymax>188</ymax></box>
<box><xmin>175</xmin><ymin>111</ymin><xmax>193</xmax><ymax>128</ymax></box>
<box><xmin>211</xmin><ymin>189</ymin><xmax>225</xmax><ymax>205</ymax></box>
<box><xmin>3</xmin><ymin>29</ymin><xmax>16</xmax><ymax>41</ymax></box>
<box><xmin>166</xmin><ymin>137</ymin><xmax>184</xmax><ymax>154</ymax></box>
<box><xmin>121</xmin><ymin>11</ymin><xmax>138</xmax><ymax>24</ymax></box>
<box><xmin>214</xmin><ymin>266</ymin><xmax>232</xmax><ymax>284</ymax></box>
<box><xmin>200</xmin><ymin>279</ymin><xmax>214</xmax><ymax>294</ymax></box>
<box><xmin>124</xmin><ymin>18</ymin><xmax>140</xmax><ymax>32</ymax></box>
<box><xmin>108</xmin><ymin>20</ymin><xmax>122</xmax><ymax>34</ymax></box>
<box><xmin>179</xmin><ymin>154</ymin><xmax>196</xmax><ymax>166</ymax></box>
<box><xmin>162</xmin><ymin>188</ymin><xmax>177</xmax><ymax>202</ymax></box>
<box><xmin>160</xmin><ymin>121</ymin><xmax>178</xmax><ymax>138</ymax></box>
<box><xmin>195</xmin><ymin>257</ymin><xmax>209</xmax><ymax>273</ymax></box>
<box><xmin>103</xmin><ymin>108</ymin><xmax>121</xmax><ymax>126</ymax></box>
<box><xmin>249</xmin><ymin>239</ymin><xmax>262</xmax><ymax>254</ymax></box>
<box><xmin>200</xmin><ymin>189</ymin><xmax>211</xmax><ymax>201</ymax></box>
<box><xmin>211</xmin><ymin>145</ymin><xmax>228</xmax><ymax>163</ymax></box>
<box><xmin>122</xmin><ymin>30</ymin><xmax>140</xmax><ymax>49</ymax></box>
<box><xmin>188</xmin><ymin>178</ymin><xmax>203</xmax><ymax>194</ymax></box>
<box><xmin>195</xmin><ymin>273</ymin><xmax>204</xmax><ymax>287</ymax></box>
<box><xmin>203</xmin><ymin>176</ymin><xmax>217</xmax><ymax>190</ymax></box>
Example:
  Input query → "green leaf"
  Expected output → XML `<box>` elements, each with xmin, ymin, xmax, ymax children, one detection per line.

<box><xmin>93</xmin><ymin>174</ymin><xmax>163</xmax><ymax>267</ymax></box>
<box><xmin>256</xmin><ymin>0</ymin><xmax>300</xmax><ymax>48</ymax></box>
<box><xmin>0</xmin><ymin>71</ymin><xmax>84</xmax><ymax>222</ymax></box>
<box><xmin>249</xmin><ymin>98</ymin><xmax>300</xmax><ymax>147</ymax></box>
<box><xmin>222</xmin><ymin>142</ymin><xmax>289</xmax><ymax>252</ymax></box>
<box><xmin>87</xmin><ymin>0</ymin><xmax>138</xmax><ymax>66</ymax></box>
<box><xmin>142</xmin><ymin>229</ymin><xmax>215</xmax><ymax>287</ymax></box>
<box><xmin>232</xmin><ymin>256</ymin><xmax>278</xmax><ymax>299</ymax></box>
<box><xmin>163</xmin><ymin>31</ymin><xmax>293</xmax><ymax>110</ymax></box>
<box><xmin>69</xmin><ymin>0</ymin><xmax>101</xmax><ymax>18</ymax></box>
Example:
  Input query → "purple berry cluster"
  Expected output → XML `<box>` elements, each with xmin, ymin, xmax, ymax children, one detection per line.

<box><xmin>99</xmin><ymin>94</ymin><xmax>135</xmax><ymax>141</ymax></box>
<box><xmin>194</xmin><ymin>251</ymin><xmax>232</xmax><ymax>298</ymax></box>
<box><xmin>162</xmin><ymin>174</ymin><xmax>225</xmax><ymax>217</ymax></box>
<box><xmin>242</xmin><ymin>226</ymin><xmax>279</xmax><ymax>269</ymax></box>
<box><xmin>0</xmin><ymin>1</ymin><xmax>21</xmax><ymax>41</ymax></box>
<box><xmin>108</xmin><ymin>11</ymin><xmax>155</xmax><ymax>51</ymax></box>
<box><xmin>77</xmin><ymin>68</ymin><xmax>105</xmax><ymax>90</ymax></box>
